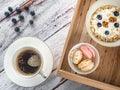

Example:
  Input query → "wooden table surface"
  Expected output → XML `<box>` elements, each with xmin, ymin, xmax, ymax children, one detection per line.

<box><xmin>0</xmin><ymin>0</ymin><xmax>98</xmax><ymax>90</ymax></box>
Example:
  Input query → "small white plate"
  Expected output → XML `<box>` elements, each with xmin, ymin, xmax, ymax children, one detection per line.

<box><xmin>4</xmin><ymin>37</ymin><xmax>53</xmax><ymax>87</ymax></box>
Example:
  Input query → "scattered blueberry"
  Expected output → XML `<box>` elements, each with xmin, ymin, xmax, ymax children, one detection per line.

<box><xmin>14</xmin><ymin>27</ymin><xmax>20</xmax><ymax>32</ymax></box>
<box><xmin>105</xmin><ymin>30</ymin><xmax>109</xmax><ymax>35</ymax></box>
<box><xmin>30</xmin><ymin>11</ymin><xmax>35</xmax><ymax>16</ymax></box>
<box><xmin>114</xmin><ymin>11</ymin><xmax>119</xmax><ymax>16</ymax></box>
<box><xmin>97</xmin><ymin>15</ymin><xmax>102</xmax><ymax>20</ymax></box>
<box><xmin>8</xmin><ymin>7</ymin><xmax>13</xmax><ymax>12</ymax></box>
<box><xmin>15</xmin><ymin>7</ymin><xmax>21</xmax><ymax>14</ymax></box>
<box><xmin>24</xmin><ymin>6</ymin><xmax>29</xmax><ymax>11</ymax></box>
<box><xmin>97</xmin><ymin>22</ymin><xmax>102</xmax><ymax>27</ymax></box>
<box><xmin>18</xmin><ymin>15</ymin><xmax>24</xmax><ymax>20</ymax></box>
<box><xmin>114</xmin><ymin>23</ymin><xmax>119</xmax><ymax>28</ymax></box>
<box><xmin>4</xmin><ymin>12</ymin><xmax>10</xmax><ymax>17</ymax></box>
<box><xmin>12</xmin><ymin>18</ymin><xmax>17</xmax><ymax>24</ymax></box>
<box><xmin>29</xmin><ymin>20</ymin><xmax>34</xmax><ymax>25</ymax></box>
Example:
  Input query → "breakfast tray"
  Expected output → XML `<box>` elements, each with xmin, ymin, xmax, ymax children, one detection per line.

<box><xmin>57</xmin><ymin>0</ymin><xmax>120</xmax><ymax>90</ymax></box>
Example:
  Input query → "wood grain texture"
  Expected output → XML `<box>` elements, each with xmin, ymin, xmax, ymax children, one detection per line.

<box><xmin>57</xmin><ymin>0</ymin><xmax>120</xmax><ymax>90</ymax></box>
<box><xmin>0</xmin><ymin>0</ymin><xmax>98</xmax><ymax>90</ymax></box>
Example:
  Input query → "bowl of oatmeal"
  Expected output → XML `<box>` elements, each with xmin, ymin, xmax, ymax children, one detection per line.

<box><xmin>86</xmin><ymin>0</ymin><xmax>120</xmax><ymax>47</ymax></box>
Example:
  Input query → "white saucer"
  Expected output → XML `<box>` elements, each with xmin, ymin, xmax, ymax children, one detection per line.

<box><xmin>4</xmin><ymin>37</ymin><xmax>53</xmax><ymax>87</ymax></box>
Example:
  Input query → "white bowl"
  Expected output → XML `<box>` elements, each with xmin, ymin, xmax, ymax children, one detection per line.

<box><xmin>85</xmin><ymin>0</ymin><xmax>120</xmax><ymax>47</ymax></box>
<box><xmin>68</xmin><ymin>43</ymin><xmax>100</xmax><ymax>75</ymax></box>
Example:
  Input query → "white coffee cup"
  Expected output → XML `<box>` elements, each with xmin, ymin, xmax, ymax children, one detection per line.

<box><xmin>4</xmin><ymin>37</ymin><xmax>48</xmax><ymax>79</ymax></box>
<box><xmin>13</xmin><ymin>47</ymin><xmax>46</xmax><ymax>78</ymax></box>
<box><xmin>4</xmin><ymin>37</ymin><xmax>53</xmax><ymax>87</ymax></box>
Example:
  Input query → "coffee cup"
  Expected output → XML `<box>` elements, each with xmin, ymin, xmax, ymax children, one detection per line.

<box><xmin>4</xmin><ymin>38</ymin><xmax>47</xmax><ymax>79</ymax></box>
<box><xmin>13</xmin><ymin>47</ymin><xmax>46</xmax><ymax>78</ymax></box>
<box><xmin>4</xmin><ymin>37</ymin><xmax>53</xmax><ymax>87</ymax></box>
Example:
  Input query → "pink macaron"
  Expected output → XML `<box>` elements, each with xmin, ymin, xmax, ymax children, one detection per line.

<box><xmin>80</xmin><ymin>45</ymin><xmax>95</xmax><ymax>59</ymax></box>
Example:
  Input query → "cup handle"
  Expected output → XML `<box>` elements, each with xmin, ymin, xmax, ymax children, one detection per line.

<box><xmin>38</xmin><ymin>71</ymin><xmax>47</xmax><ymax>79</ymax></box>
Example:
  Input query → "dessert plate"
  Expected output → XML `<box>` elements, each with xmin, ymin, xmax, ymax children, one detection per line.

<box><xmin>4</xmin><ymin>37</ymin><xmax>53</xmax><ymax>87</ymax></box>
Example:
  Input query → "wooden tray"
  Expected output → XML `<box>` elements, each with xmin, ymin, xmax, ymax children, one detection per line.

<box><xmin>57</xmin><ymin>0</ymin><xmax>120</xmax><ymax>90</ymax></box>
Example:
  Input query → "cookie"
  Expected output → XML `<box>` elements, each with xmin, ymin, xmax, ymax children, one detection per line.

<box><xmin>70</xmin><ymin>49</ymin><xmax>82</xmax><ymax>64</ymax></box>
<box><xmin>78</xmin><ymin>59</ymin><xmax>94</xmax><ymax>72</ymax></box>
<box><xmin>80</xmin><ymin>45</ymin><xmax>95</xmax><ymax>59</ymax></box>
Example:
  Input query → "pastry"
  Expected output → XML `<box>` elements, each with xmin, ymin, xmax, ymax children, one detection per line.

<box><xmin>90</xmin><ymin>5</ymin><xmax>120</xmax><ymax>42</ymax></box>
<box><xmin>78</xmin><ymin>59</ymin><xmax>94</xmax><ymax>72</ymax></box>
<box><xmin>70</xmin><ymin>49</ymin><xmax>82</xmax><ymax>64</ymax></box>
<box><xmin>80</xmin><ymin>45</ymin><xmax>95</xmax><ymax>59</ymax></box>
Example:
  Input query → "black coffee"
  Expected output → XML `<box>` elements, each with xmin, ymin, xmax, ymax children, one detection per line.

<box><xmin>16</xmin><ymin>49</ymin><xmax>41</xmax><ymax>75</ymax></box>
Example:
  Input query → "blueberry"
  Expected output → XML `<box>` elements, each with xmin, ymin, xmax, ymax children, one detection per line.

<box><xmin>4</xmin><ymin>12</ymin><xmax>10</xmax><ymax>17</ymax></box>
<box><xmin>114</xmin><ymin>23</ymin><xmax>119</xmax><ymax>28</ymax></box>
<box><xmin>8</xmin><ymin>7</ymin><xmax>13</xmax><ymax>12</ymax></box>
<box><xmin>12</xmin><ymin>18</ymin><xmax>17</xmax><ymax>24</ymax></box>
<box><xmin>15</xmin><ymin>7</ymin><xmax>21</xmax><ymax>14</ymax></box>
<box><xmin>114</xmin><ymin>11</ymin><xmax>119</xmax><ymax>16</ymax></box>
<box><xmin>30</xmin><ymin>11</ymin><xmax>35</xmax><ymax>16</ymax></box>
<box><xmin>18</xmin><ymin>15</ymin><xmax>24</xmax><ymax>20</ymax></box>
<box><xmin>24</xmin><ymin>6</ymin><xmax>29</xmax><ymax>11</ymax></box>
<box><xmin>14</xmin><ymin>27</ymin><xmax>20</xmax><ymax>32</ymax></box>
<box><xmin>105</xmin><ymin>30</ymin><xmax>109</xmax><ymax>35</ymax></box>
<box><xmin>97</xmin><ymin>22</ymin><xmax>102</xmax><ymax>27</ymax></box>
<box><xmin>97</xmin><ymin>15</ymin><xmax>102</xmax><ymax>20</ymax></box>
<box><xmin>29</xmin><ymin>20</ymin><xmax>34</xmax><ymax>25</ymax></box>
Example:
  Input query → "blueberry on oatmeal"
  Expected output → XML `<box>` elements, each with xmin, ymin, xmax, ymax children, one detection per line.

<box><xmin>114</xmin><ymin>11</ymin><xmax>119</xmax><ymax>16</ymax></box>
<box><xmin>96</xmin><ymin>15</ymin><xmax>102</xmax><ymax>20</ymax></box>
<box><xmin>114</xmin><ymin>23</ymin><xmax>119</xmax><ymax>28</ymax></box>
<box><xmin>97</xmin><ymin>22</ymin><xmax>102</xmax><ymax>27</ymax></box>
<box><xmin>105</xmin><ymin>30</ymin><xmax>109</xmax><ymax>35</ymax></box>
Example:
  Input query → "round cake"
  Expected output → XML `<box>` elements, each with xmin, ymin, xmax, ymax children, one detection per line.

<box><xmin>90</xmin><ymin>5</ymin><xmax>120</xmax><ymax>42</ymax></box>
